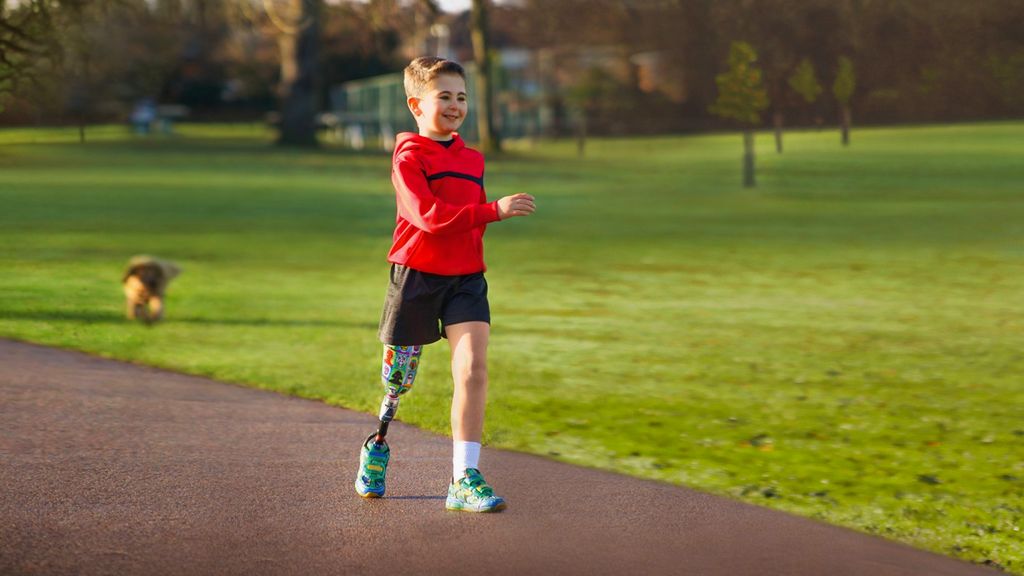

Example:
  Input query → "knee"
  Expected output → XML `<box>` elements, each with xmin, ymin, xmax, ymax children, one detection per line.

<box><xmin>453</xmin><ymin>356</ymin><xmax>487</xmax><ymax>388</ymax></box>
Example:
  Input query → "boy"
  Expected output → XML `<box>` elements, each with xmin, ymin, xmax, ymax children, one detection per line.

<box><xmin>354</xmin><ymin>57</ymin><xmax>535</xmax><ymax>512</ymax></box>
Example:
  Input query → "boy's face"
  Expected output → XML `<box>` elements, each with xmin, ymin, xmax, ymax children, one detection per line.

<box><xmin>408</xmin><ymin>73</ymin><xmax>468</xmax><ymax>140</ymax></box>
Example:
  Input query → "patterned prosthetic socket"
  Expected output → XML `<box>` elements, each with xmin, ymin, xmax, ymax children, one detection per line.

<box><xmin>373</xmin><ymin>345</ymin><xmax>422</xmax><ymax>442</ymax></box>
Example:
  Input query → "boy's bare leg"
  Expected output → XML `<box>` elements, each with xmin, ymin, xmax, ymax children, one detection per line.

<box><xmin>445</xmin><ymin>320</ymin><xmax>506</xmax><ymax>511</ymax></box>
<box><xmin>447</xmin><ymin>321</ymin><xmax>489</xmax><ymax>443</ymax></box>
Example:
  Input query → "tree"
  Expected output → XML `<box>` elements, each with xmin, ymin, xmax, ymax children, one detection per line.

<box><xmin>59</xmin><ymin>1</ymin><xmax>103</xmax><ymax>143</ymax></box>
<box><xmin>833</xmin><ymin>55</ymin><xmax>855</xmax><ymax>146</ymax></box>
<box><xmin>273</xmin><ymin>0</ymin><xmax>321</xmax><ymax>147</ymax></box>
<box><xmin>787</xmin><ymin>57</ymin><xmax>821</xmax><ymax>126</ymax></box>
<box><xmin>767</xmin><ymin>56</ymin><xmax>795</xmax><ymax>154</ymax></box>
<box><xmin>3</xmin><ymin>0</ymin><xmax>209</xmax><ymax>132</ymax></box>
<box><xmin>710</xmin><ymin>41</ymin><xmax>769</xmax><ymax>188</ymax></box>
<box><xmin>786</xmin><ymin>58</ymin><xmax>819</xmax><ymax>105</ymax></box>
<box><xmin>565</xmin><ymin>66</ymin><xmax>617</xmax><ymax>157</ymax></box>
<box><xmin>677</xmin><ymin>0</ymin><xmax>719</xmax><ymax>128</ymax></box>
<box><xmin>470</xmin><ymin>0</ymin><xmax>498</xmax><ymax>153</ymax></box>
<box><xmin>723</xmin><ymin>0</ymin><xmax>800</xmax><ymax>153</ymax></box>
<box><xmin>2</xmin><ymin>0</ymin><xmax>133</xmax><ymax>141</ymax></box>
<box><xmin>0</xmin><ymin>0</ymin><xmax>63</xmax><ymax>114</ymax></box>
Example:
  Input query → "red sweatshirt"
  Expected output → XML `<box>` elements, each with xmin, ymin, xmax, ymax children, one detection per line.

<box><xmin>387</xmin><ymin>132</ymin><xmax>501</xmax><ymax>275</ymax></box>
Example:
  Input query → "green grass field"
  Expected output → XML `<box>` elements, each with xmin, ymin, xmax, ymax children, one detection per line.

<box><xmin>2</xmin><ymin>122</ymin><xmax>1022</xmax><ymax>571</ymax></box>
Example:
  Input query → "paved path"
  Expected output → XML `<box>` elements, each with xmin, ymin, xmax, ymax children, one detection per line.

<box><xmin>0</xmin><ymin>338</ymin><xmax>1002</xmax><ymax>575</ymax></box>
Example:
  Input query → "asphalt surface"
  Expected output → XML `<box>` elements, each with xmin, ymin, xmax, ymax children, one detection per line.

<box><xmin>0</xmin><ymin>338</ymin><xmax>1004</xmax><ymax>575</ymax></box>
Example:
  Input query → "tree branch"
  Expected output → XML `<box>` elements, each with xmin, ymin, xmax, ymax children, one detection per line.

<box><xmin>0</xmin><ymin>10</ymin><xmax>48</xmax><ymax>43</ymax></box>
<box><xmin>0</xmin><ymin>35</ymin><xmax>48</xmax><ymax>57</ymax></box>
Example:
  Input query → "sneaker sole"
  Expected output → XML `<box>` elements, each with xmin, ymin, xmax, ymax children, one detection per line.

<box><xmin>445</xmin><ymin>498</ymin><xmax>507</xmax><ymax>513</ymax></box>
<box><xmin>355</xmin><ymin>482</ymin><xmax>384</xmax><ymax>499</ymax></box>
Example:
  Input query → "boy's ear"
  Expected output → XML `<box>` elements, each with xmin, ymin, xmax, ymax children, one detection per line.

<box><xmin>407</xmin><ymin>96</ymin><xmax>421</xmax><ymax>116</ymax></box>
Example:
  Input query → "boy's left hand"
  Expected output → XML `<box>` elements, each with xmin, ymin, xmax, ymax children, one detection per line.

<box><xmin>497</xmin><ymin>193</ymin><xmax>536</xmax><ymax>219</ymax></box>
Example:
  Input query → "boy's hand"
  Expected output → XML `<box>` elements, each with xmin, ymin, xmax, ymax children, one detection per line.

<box><xmin>497</xmin><ymin>193</ymin><xmax>536</xmax><ymax>219</ymax></box>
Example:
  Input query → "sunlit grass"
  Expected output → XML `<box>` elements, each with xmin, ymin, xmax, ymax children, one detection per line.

<box><xmin>1</xmin><ymin>121</ymin><xmax>1022</xmax><ymax>571</ymax></box>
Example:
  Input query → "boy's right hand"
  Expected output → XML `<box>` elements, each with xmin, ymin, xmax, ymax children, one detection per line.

<box><xmin>497</xmin><ymin>193</ymin><xmax>536</xmax><ymax>220</ymax></box>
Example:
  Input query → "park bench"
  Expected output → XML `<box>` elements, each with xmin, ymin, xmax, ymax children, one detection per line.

<box><xmin>130</xmin><ymin>101</ymin><xmax>190</xmax><ymax>135</ymax></box>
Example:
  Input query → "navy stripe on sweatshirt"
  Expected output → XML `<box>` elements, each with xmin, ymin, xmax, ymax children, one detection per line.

<box><xmin>426</xmin><ymin>171</ymin><xmax>483</xmax><ymax>186</ymax></box>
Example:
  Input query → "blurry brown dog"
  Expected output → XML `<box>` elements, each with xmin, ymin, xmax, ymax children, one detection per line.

<box><xmin>123</xmin><ymin>255</ymin><xmax>181</xmax><ymax>324</ymax></box>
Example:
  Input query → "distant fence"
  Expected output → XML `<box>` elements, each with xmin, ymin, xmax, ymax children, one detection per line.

<box><xmin>328</xmin><ymin>52</ymin><xmax>548</xmax><ymax>150</ymax></box>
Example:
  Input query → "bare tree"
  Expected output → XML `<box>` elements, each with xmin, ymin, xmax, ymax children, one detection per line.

<box><xmin>1</xmin><ymin>0</ymin><xmax>63</xmax><ymax>110</ymax></box>
<box><xmin>470</xmin><ymin>0</ymin><xmax>498</xmax><ymax>153</ymax></box>
<box><xmin>2</xmin><ymin>0</ymin><xmax>110</xmax><ymax>141</ymax></box>
<box><xmin>273</xmin><ymin>0</ymin><xmax>320</xmax><ymax>147</ymax></box>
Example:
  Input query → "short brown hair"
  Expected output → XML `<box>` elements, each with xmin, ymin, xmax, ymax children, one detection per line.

<box><xmin>403</xmin><ymin>57</ymin><xmax>466</xmax><ymax>98</ymax></box>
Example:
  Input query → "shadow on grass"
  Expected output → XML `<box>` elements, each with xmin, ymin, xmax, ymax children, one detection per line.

<box><xmin>1</xmin><ymin>309</ymin><xmax>374</xmax><ymax>329</ymax></box>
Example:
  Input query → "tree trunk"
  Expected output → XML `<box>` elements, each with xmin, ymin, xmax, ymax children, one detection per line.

<box><xmin>680</xmin><ymin>0</ymin><xmax>717</xmax><ymax>127</ymax></box>
<box><xmin>743</xmin><ymin>130</ymin><xmax>756</xmax><ymax>188</ymax></box>
<box><xmin>76</xmin><ymin>34</ymin><xmax>91</xmax><ymax>145</ymax></box>
<box><xmin>576</xmin><ymin>112</ymin><xmax>586</xmax><ymax>158</ymax></box>
<box><xmin>471</xmin><ymin>0</ymin><xmax>499</xmax><ymax>153</ymax></box>
<box><xmin>773</xmin><ymin>110</ymin><xmax>783</xmax><ymax>154</ymax></box>
<box><xmin>841</xmin><ymin>105</ymin><xmax>851</xmax><ymax>146</ymax></box>
<box><xmin>276</xmin><ymin>0</ymin><xmax>320</xmax><ymax>148</ymax></box>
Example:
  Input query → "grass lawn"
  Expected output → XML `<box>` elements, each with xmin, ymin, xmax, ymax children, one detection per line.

<box><xmin>1</xmin><ymin>121</ymin><xmax>1022</xmax><ymax>571</ymax></box>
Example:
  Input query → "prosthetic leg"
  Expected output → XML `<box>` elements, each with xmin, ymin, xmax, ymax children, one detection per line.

<box><xmin>373</xmin><ymin>345</ymin><xmax>422</xmax><ymax>442</ymax></box>
<box><xmin>355</xmin><ymin>345</ymin><xmax>422</xmax><ymax>498</ymax></box>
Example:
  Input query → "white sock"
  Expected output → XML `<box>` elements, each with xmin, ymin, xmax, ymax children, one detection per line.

<box><xmin>453</xmin><ymin>440</ymin><xmax>481</xmax><ymax>480</ymax></box>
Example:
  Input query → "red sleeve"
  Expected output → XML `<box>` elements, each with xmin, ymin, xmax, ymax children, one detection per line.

<box><xmin>392</xmin><ymin>154</ymin><xmax>500</xmax><ymax>235</ymax></box>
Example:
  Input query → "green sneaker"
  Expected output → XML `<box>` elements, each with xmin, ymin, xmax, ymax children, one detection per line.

<box><xmin>445</xmin><ymin>468</ymin><xmax>507</xmax><ymax>512</ymax></box>
<box><xmin>355</xmin><ymin>434</ymin><xmax>389</xmax><ymax>498</ymax></box>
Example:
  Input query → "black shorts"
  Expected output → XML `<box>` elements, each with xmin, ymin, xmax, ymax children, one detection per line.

<box><xmin>377</xmin><ymin>264</ymin><xmax>491</xmax><ymax>346</ymax></box>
